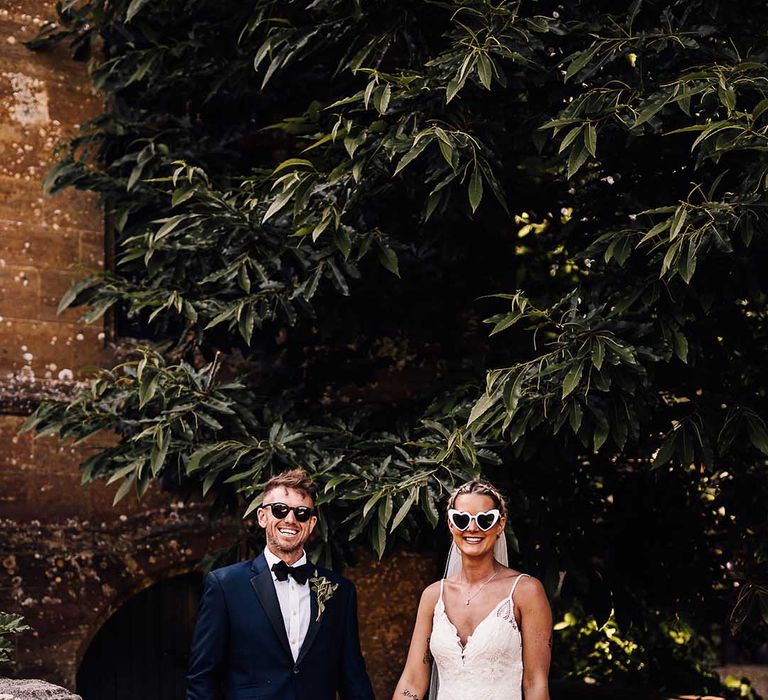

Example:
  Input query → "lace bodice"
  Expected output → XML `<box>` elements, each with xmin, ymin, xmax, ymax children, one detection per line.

<box><xmin>429</xmin><ymin>574</ymin><xmax>528</xmax><ymax>700</ymax></box>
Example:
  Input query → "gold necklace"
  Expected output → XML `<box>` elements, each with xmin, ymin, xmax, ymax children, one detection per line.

<box><xmin>461</xmin><ymin>566</ymin><xmax>500</xmax><ymax>605</ymax></box>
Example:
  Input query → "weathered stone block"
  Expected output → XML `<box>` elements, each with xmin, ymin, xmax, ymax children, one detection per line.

<box><xmin>0</xmin><ymin>221</ymin><xmax>79</xmax><ymax>270</ymax></box>
<box><xmin>0</xmin><ymin>318</ymin><xmax>108</xmax><ymax>376</ymax></box>
<box><xmin>0</xmin><ymin>678</ymin><xmax>81</xmax><ymax>700</ymax></box>
<box><xmin>0</xmin><ymin>265</ymin><xmax>40</xmax><ymax>318</ymax></box>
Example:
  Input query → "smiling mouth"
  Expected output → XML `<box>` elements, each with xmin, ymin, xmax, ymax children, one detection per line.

<box><xmin>463</xmin><ymin>536</ymin><xmax>484</xmax><ymax>544</ymax></box>
<box><xmin>278</xmin><ymin>528</ymin><xmax>299</xmax><ymax>537</ymax></box>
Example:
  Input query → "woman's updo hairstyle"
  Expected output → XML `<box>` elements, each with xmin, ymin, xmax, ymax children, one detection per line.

<box><xmin>447</xmin><ymin>479</ymin><xmax>508</xmax><ymax>519</ymax></box>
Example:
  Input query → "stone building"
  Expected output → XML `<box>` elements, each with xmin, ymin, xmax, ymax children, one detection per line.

<box><xmin>0</xmin><ymin>3</ymin><xmax>434</xmax><ymax>698</ymax></box>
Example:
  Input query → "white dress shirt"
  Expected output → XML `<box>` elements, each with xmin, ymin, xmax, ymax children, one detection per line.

<box><xmin>263</xmin><ymin>546</ymin><xmax>311</xmax><ymax>661</ymax></box>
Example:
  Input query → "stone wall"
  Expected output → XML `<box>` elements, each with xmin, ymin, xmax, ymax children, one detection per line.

<box><xmin>0</xmin><ymin>1</ymin><xmax>107</xmax><ymax>387</ymax></box>
<box><xmin>0</xmin><ymin>412</ymin><xmax>242</xmax><ymax>688</ymax></box>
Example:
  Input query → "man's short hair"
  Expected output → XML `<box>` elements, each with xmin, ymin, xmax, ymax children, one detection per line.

<box><xmin>263</xmin><ymin>468</ymin><xmax>317</xmax><ymax>504</ymax></box>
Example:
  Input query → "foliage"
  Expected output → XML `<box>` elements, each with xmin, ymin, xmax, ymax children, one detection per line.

<box><xmin>553</xmin><ymin>608</ymin><xmax>758</xmax><ymax>699</ymax></box>
<box><xmin>0</xmin><ymin>612</ymin><xmax>29</xmax><ymax>666</ymax></box>
<box><xmin>25</xmin><ymin>0</ymin><xmax>768</xmax><ymax>693</ymax></box>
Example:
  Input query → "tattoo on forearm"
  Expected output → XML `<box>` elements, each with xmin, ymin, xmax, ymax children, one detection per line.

<box><xmin>423</xmin><ymin>636</ymin><xmax>433</xmax><ymax>664</ymax></box>
<box><xmin>402</xmin><ymin>691</ymin><xmax>419</xmax><ymax>699</ymax></box>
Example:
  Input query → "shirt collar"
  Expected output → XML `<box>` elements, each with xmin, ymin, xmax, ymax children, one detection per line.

<box><xmin>263</xmin><ymin>546</ymin><xmax>308</xmax><ymax>582</ymax></box>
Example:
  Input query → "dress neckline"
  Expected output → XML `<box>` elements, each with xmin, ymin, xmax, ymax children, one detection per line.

<box><xmin>438</xmin><ymin>595</ymin><xmax>511</xmax><ymax>651</ymax></box>
<box><xmin>436</xmin><ymin>573</ymin><xmax>528</xmax><ymax>652</ymax></box>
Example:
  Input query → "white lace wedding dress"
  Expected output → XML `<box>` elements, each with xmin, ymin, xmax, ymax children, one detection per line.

<box><xmin>429</xmin><ymin>574</ymin><xmax>529</xmax><ymax>700</ymax></box>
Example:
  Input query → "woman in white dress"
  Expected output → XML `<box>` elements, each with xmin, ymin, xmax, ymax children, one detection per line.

<box><xmin>392</xmin><ymin>480</ymin><xmax>552</xmax><ymax>700</ymax></box>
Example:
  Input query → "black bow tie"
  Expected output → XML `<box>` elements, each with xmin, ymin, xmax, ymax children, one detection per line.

<box><xmin>271</xmin><ymin>560</ymin><xmax>312</xmax><ymax>585</ymax></box>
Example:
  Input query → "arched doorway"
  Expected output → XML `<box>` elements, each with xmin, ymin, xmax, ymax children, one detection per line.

<box><xmin>76</xmin><ymin>572</ymin><xmax>203</xmax><ymax>700</ymax></box>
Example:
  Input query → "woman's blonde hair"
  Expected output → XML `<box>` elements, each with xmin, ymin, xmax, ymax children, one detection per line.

<box><xmin>447</xmin><ymin>479</ymin><xmax>508</xmax><ymax>519</ymax></box>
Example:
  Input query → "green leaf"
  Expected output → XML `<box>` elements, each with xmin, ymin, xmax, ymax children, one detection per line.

<box><xmin>138</xmin><ymin>370</ymin><xmax>160</xmax><ymax>407</ymax></box>
<box><xmin>593</xmin><ymin>420</ymin><xmax>609</xmax><ymax>452</ymax></box>
<box><xmin>568</xmin><ymin>400</ymin><xmax>583</xmax><ymax>434</ymax></box>
<box><xmin>477</xmin><ymin>54</ymin><xmax>493</xmax><ymax>90</ymax></box>
<box><xmin>467</xmin><ymin>390</ymin><xmax>499</xmax><ymax>426</ymax></box>
<box><xmin>390</xmin><ymin>488</ymin><xmax>417</xmax><ymax>533</ymax></box>
<box><xmin>155</xmin><ymin>214</ymin><xmax>190</xmax><ymax>240</ymax></box>
<box><xmin>591</xmin><ymin>340</ymin><xmax>605</xmax><ymax>370</ymax></box>
<box><xmin>237</xmin><ymin>265</ymin><xmax>251</xmax><ymax>293</ymax></box>
<box><xmin>489</xmin><ymin>312</ymin><xmax>522</xmax><ymax>336</ymax></box>
<box><xmin>468</xmin><ymin>167</ymin><xmax>483</xmax><ymax>213</ymax></box>
<box><xmin>753</xmin><ymin>98</ymin><xmax>768</xmax><ymax>121</ymax></box>
<box><xmin>746</xmin><ymin>415</ymin><xmax>768</xmax><ymax>456</ymax></box>
<box><xmin>373</xmin><ymin>521</ymin><xmax>386</xmax><ymax>559</ymax></box>
<box><xmin>238</xmin><ymin>304</ymin><xmax>255</xmax><ymax>344</ymax></box>
<box><xmin>562</xmin><ymin>361</ymin><xmax>584</xmax><ymax>399</ymax></box>
<box><xmin>58</xmin><ymin>277</ymin><xmax>95</xmax><ymax>315</ymax></box>
<box><xmin>373</xmin><ymin>84</ymin><xmax>391</xmax><ymax>114</ymax></box>
<box><xmin>273</xmin><ymin>158</ymin><xmax>314</xmax><ymax>174</ymax></box>
<box><xmin>126</xmin><ymin>162</ymin><xmax>145</xmax><ymax>191</ymax></box>
<box><xmin>112</xmin><ymin>472</ymin><xmax>136</xmax><ymax>505</ymax></box>
<box><xmin>653</xmin><ymin>432</ymin><xmax>677</xmax><ymax>468</ymax></box>
<box><xmin>364</xmin><ymin>80</ymin><xmax>376</xmax><ymax>110</ymax></box>
<box><xmin>438</xmin><ymin>140</ymin><xmax>455</xmax><ymax>170</ymax></box>
<box><xmin>150</xmin><ymin>428</ymin><xmax>169</xmax><ymax>476</ymax></box>
<box><xmin>564</xmin><ymin>44</ymin><xmax>600</xmax><ymax>81</ymax></box>
<box><xmin>187</xmin><ymin>444</ymin><xmax>220</xmax><ymax>474</ymax></box>
<box><xmin>106</xmin><ymin>459</ymin><xmax>143</xmax><ymax>485</ymax></box>
<box><xmin>639</xmin><ymin>219</ymin><xmax>672</xmax><ymax>245</ymax></box>
<box><xmin>334</xmin><ymin>228</ymin><xmax>352</xmax><ymax>260</ymax></box>
<box><xmin>394</xmin><ymin>140</ymin><xmax>430</xmax><ymax>175</ymax></box>
<box><xmin>567</xmin><ymin>141</ymin><xmax>590</xmax><ymax>179</ymax></box>
<box><xmin>378</xmin><ymin>494</ymin><xmax>393</xmax><ymax>529</ymax></box>
<box><xmin>585</xmin><ymin>123</ymin><xmax>597</xmax><ymax>157</ymax></box>
<box><xmin>558</xmin><ymin>125</ymin><xmax>583</xmax><ymax>154</ymax></box>
<box><xmin>202</xmin><ymin>469</ymin><xmax>219</xmax><ymax>497</ymax></box>
<box><xmin>377</xmin><ymin>243</ymin><xmax>400</xmax><ymax>277</ymax></box>
<box><xmin>718</xmin><ymin>84</ymin><xmax>736</xmax><ymax>111</ymax></box>
<box><xmin>421</xmin><ymin>489</ymin><xmax>439</xmax><ymax>527</ymax></box>
<box><xmin>446</xmin><ymin>78</ymin><xmax>463</xmax><ymax>103</ymax></box>
<box><xmin>672</xmin><ymin>330</ymin><xmax>689</xmax><ymax>363</ymax></box>
<box><xmin>669</xmin><ymin>205</ymin><xmax>687</xmax><ymax>240</ymax></box>
<box><xmin>363</xmin><ymin>491</ymin><xmax>384</xmax><ymax>519</ymax></box>
<box><xmin>634</xmin><ymin>96</ymin><xmax>669</xmax><ymax>127</ymax></box>
<box><xmin>262</xmin><ymin>188</ymin><xmax>295</xmax><ymax>223</ymax></box>
<box><xmin>125</xmin><ymin>0</ymin><xmax>149</xmax><ymax>21</ymax></box>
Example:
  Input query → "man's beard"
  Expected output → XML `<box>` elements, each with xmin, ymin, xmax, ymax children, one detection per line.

<box><xmin>268</xmin><ymin>532</ymin><xmax>303</xmax><ymax>554</ymax></box>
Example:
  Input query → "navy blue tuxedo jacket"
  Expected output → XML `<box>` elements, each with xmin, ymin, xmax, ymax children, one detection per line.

<box><xmin>186</xmin><ymin>553</ymin><xmax>375</xmax><ymax>700</ymax></box>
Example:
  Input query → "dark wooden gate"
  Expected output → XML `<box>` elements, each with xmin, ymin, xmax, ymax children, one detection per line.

<box><xmin>76</xmin><ymin>572</ymin><xmax>203</xmax><ymax>700</ymax></box>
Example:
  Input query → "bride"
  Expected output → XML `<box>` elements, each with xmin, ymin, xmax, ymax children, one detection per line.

<box><xmin>392</xmin><ymin>480</ymin><xmax>552</xmax><ymax>700</ymax></box>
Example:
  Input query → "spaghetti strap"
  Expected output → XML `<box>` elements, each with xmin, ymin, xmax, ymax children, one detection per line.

<box><xmin>509</xmin><ymin>573</ymin><xmax>529</xmax><ymax>600</ymax></box>
<box><xmin>439</xmin><ymin>578</ymin><xmax>445</xmax><ymax>603</ymax></box>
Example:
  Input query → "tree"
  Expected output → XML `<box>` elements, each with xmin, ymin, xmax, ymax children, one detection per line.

<box><xmin>25</xmin><ymin>0</ymin><xmax>768</xmax><ymax>695</ymax></box>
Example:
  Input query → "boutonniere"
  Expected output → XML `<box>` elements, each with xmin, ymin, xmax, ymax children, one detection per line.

<box><xmin>309</xmin><ymin>572</ymin><xmax>338</xmax><ymax>621</ymax></box>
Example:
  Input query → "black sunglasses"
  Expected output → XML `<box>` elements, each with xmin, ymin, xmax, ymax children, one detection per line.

<box><xmin>259</xmin><ymin>502</ymin><xmax>316</xmax><ymax>522</ymax></box>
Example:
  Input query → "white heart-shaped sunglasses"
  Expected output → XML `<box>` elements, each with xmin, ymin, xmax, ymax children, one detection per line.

<box><xmin>448</xmin><ymin>508</ymin><xmax>501</xmax><ymax>531</ymax></box>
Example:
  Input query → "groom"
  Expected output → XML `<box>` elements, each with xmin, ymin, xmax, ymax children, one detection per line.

<box><xmin>187</xmin><ymin>468</ymin><xmax>375</xmax><ymax>700</ymax></box>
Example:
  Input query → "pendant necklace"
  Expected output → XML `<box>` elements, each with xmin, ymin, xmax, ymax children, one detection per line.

<box><xmin>461</xmin><ymin>565</ymin><xmax>500</xmax><ymax>605</ymax></box>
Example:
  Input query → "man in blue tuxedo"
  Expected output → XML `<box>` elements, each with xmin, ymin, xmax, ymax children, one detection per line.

<box><xmin>187</xmin><ymin>469</ymin><xmax>375</xmax><ymax>700</ymax></box>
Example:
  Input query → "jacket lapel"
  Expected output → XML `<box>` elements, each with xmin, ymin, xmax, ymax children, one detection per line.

<box><xmin>249</xmin><ymin>554</ymin><xmax>292</xmax><ymax>661</ymax></box>
<box><xmin>296</xmin><ymin>567</ymin><xmax>322</xmax><ymax>665</ymax></box>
